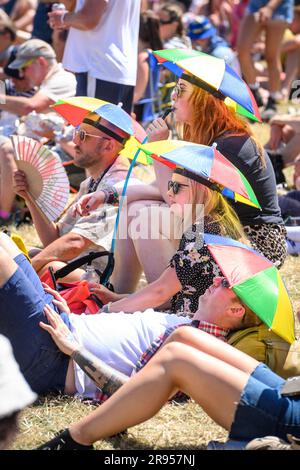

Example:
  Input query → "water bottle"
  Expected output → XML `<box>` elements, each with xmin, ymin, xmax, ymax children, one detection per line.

<box><xmin>52</xmin><ymin>3</ymin><xmax>66</xmax><ymax>11</ymax></box>
<box><xmin>81</xmin><ymin>265</ymin><xmax>99</xmax><ymax>283</ymax></box>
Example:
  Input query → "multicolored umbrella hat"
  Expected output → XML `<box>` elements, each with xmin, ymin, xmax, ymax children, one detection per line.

<box><xmin>52</xmin><ymin>97</ymin><xmax>149</xmax><ymax>164</ymax></box>
<box><xmin>140</xmin><ymin>140</ymin><xmax>261</xmax><ymax>209</ymax></box>
<box><xmin>204</xmin><ymin>234</ymin><xmax>295</xmax><ymax>344</ymax></box>
<box><xmin>153</xmin><ymin>48</ymin><xmax>261</xmax><ymax>123</ymax></box>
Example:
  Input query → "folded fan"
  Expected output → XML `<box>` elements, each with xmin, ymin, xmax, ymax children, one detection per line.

<box><xmin>11</xmin><ymin>135</ymin><xmax>70</xmax><ymax>222</ymax></box>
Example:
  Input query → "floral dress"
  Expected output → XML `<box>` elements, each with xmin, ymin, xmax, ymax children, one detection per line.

<box><xmin>170</xmin><ymin>217</ymin><xmax>223</xmax><ymax>316</ymax></box>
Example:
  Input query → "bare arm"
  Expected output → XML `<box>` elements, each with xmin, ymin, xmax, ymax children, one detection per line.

<box><xmin>48</xmin><ymin>0</ymin><xmax>108</xmax><ymax>31</ymax></box>
<box><xmin>0</xmin><ymin>91</ymin><xmax>54</xmax><ymax>115</ymax></box>
<box><xmin>71</xmin><ymin>349</ymin><xmax>128</xmax><ymax>395</ymax></box>
<box><xmin>31</xmin><ymin>232</ymin><xmax>93</xmax><ymax>272</ymax></box>
<box><xmin>40</xmin><ymin>305</ymin><xmax>128</xmax><ymax>394</ymax></box>
<box><xmin>107</xmin><ymin>266</ymin><xmax>182</xmax><ymax>313</ymax></box>
<box><xmin>72</xmin><ymin>181</ymin><xmax>162</xmax><ymax>217</ymax></box>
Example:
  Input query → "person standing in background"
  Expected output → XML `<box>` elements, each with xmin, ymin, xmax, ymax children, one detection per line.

<box><xmin>48</xmin><ymin>0</ymin><xmax>141</xmax><ymax>114</ymax></box>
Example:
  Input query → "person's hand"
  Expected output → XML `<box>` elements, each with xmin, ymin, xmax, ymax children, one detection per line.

<box><xmin>48</xmin><ymin>10</ymin><xmax>68</xmax><ymax>30</ymax></box>
<box><xmin>42</xmin><ymin>282</ymin><xmax>70</xmax><ymax>315</ymax></box>
<box><xmin>40</xmin><ymin>304</ymin><xmax>79</xmax><ymax>356</ymax></box>
<box><xmin>71</xmin><ymin>191</ymin><xmax>105</xmax><ymax>217</ymax></box>
<box><xmin>146</xmin><ymin>118</ymin><xmax>170</xmax><ymax>143</ymax></box>
<box><xmin>267</xmin><ymin>123</ymin><xmax>284</xmax><ymax>151</ymax></box>
<box><xmin>256</xmin><ymin>6</ymin><xmax>273</xmax><ymax>23</ymax></box>
<box><xmin>12</xmin><ymin>170</ymin><xmax>30</xmax><ymax>200</ymax></box>
<box><xmin>89</xmin><ymin>283</ymin><xmax>121</xmax><ymax>305</ymax></box>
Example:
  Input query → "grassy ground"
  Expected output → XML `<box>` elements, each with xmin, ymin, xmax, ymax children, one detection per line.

<box><xmin>9</xmin><ymin>117</ymin><xmax>300</xmax><ymax>450</ymax></box>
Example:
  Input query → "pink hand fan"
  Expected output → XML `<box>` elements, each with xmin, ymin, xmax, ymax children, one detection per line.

<box><xmin>11</xmin><ymin>135</ymin><xmax>70</xmax><ymax>222</ymax></box>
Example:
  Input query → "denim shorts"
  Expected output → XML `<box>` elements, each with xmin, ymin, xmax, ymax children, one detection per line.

<box><xmin>0</xmin><ymin>254</ymin><xmax>69</xmax><ymax>395</ymax></box>
<box><xmin>230</xmin><ymin>363</ymin><xmax>300</xmax><ymax>441</ymax></box>
<box><xmin>247</xmin><ymin>0</ymin><xmax>294</xmax><ymax>23</ymax></box>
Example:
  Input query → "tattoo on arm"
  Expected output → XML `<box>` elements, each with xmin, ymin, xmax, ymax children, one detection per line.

<box><xmin>71</xmin><ymin>348</ymin><xmax>128</xmax><ymax>396</ymax></box>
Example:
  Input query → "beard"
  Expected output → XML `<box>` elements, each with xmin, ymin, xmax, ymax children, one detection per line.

<box><xmin>74</xmin><ymin>147</ymin><xmax>100</xmax><ymax>169</ymax></box>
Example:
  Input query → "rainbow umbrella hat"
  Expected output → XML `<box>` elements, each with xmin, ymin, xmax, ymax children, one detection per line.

<box><xmin>204</xmin><ymin>234</ymin><xmax>295</xmax><ymax>344</ymax></box>
<box><xmin>140</xmin><ymin>140</ymin><xmax>261</xmax><ymax>209</ymax></box>
<box><xmin>52</xmin><ymin>97</ymin><xmax>148</xmax><ymax>164</ymax></box>
<box><xmin>153</xmin><ymin>48</ymin><xmax>261</xmax><ymax>123</ymax></box>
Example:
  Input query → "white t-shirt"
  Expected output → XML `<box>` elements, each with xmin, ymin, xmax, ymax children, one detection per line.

<box><xmin>69</xmin><ymin>309</ymin><xmax>190</xmax><ymax>398</ymax></box>
<box><xmin>39</xmin><ymin>63</ymin><xmax>77</xmax><ymax>103</ymax></box>
<box><xmin>88</xmin><ymin>0</ymin><xmax>140</xmax><ymax>84</ymax></box>
<box><xmin>63</xmin><ymin>0</ymin><xmax>140</xmax><ymax>85</ymax></box>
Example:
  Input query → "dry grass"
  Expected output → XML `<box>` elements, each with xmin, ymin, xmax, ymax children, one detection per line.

<box><xmin>9</xmin><ymin>116</ymin><xmax>300</xmax><ymax>449</ymax></box>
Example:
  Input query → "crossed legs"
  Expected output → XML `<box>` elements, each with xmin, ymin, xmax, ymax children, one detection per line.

<box><xmin>67</xmin><ymin>328</ymin><xmax>258</xmax><ymax>446</ymax></box>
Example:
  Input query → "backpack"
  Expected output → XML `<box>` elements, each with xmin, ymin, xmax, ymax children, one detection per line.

<box><xmin>227</xmin><ymin>324</ymin><xmax>300</xmax><ymax>379</ymax></box>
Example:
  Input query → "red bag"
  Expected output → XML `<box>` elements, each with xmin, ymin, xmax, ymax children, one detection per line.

<box><xmin>40</xmin><ymin>271</ymin><xmax>100</xmax><ymax>314</ymax></box>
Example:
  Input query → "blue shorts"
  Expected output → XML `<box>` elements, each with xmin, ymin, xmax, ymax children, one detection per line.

<box><xmin>0</xmin><ymin>254</ymin><xmax>69</xmax><ymax>395</ymax></box>
<box><xmin>247</xmin><ymin>0</ymin><xmax>294</xmax><ymax>23</ymax></box>
<box><xmin>230</xmin><ymin>363</ymin><xmax>300</xmax><ymax>441</ymax></box>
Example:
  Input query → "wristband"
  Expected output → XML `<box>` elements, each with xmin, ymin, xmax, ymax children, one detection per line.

<box><xmin>101</xmin><ymin>302</ymin><xmax>112</xmax><ymax>313</ymax></box>
<box><xmin>102</xmin><ymin>187</ymin><xmax>119</xmax><ymax>205</ymax></box>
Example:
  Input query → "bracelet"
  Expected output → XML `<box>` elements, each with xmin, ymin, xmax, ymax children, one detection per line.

<box><xmin>101</xmin><ymin>302</ymin><xmax>112</xmax><ymax>313</ymax></box>
<box><xmin>102</xmin><ymin>187</ymin><xmax>119</xmax><ymax>206</ymax></box>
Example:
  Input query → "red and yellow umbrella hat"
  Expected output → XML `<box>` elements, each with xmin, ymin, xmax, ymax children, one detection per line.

<box><xmin>204</xmin><ymin>234</ymin><xmax>295</xmax><ymax>344</ymax></box>
<box><xmin>52</xmin><ymin>97</ymin><xmax>149</xmax><ymax>164</ymax></box>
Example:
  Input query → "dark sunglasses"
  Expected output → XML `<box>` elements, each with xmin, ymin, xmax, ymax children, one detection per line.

<box><xmin>168</xmin><ymin>180</ymin><xmax>189</xmax><ymax>194</ymax></box>
<box><xmin>221</xmin><ymin>278</ymin><xmax>230</xmax><ymax>288</ymax></box>
<box><xmin>73</xmin><ymin>128</ymin><xmax>109</xmax><ymax>143</ymax></box>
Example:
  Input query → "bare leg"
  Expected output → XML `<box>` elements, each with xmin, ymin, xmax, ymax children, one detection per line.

<box><xmin>37</xmin><ymin>261</ymin><xmax>85</xmax><ymax>283</ymax></box>
<box><xmin>282</xmin><ymin>134</ymin><xmax>300</xmax><ymax>165</ymax></box>
<box><xmin>132</xmin><ymin>205</ymin><xmax>180</xmax><ymax>285</ymax></box>
<box><xmin>69</xmin><ymin>339</ymin><xmax>254</xmax><ymax>445</ymax></box>
<box><xmin>112</xmin><ymin>200</ymin><xmax>167</xmax><ymax>293</ymax></box>
<box><xmin>0</xmin><ymin>140</ymin><xmax>18</xmax><ymax>214</ymax></box>
<box><xmin>281</xmin><ymin>49</ymin><xmax>300</xmax><ymax>99</ymax></box>
<box><xmin>265</xmin><ymin>21</ymin><xmax>288</xmax><ymax>94</ymax></box>
<box><xmin>237</xmin><ymin>15</ymin><xmax>263</xmax><ymax>84</ymax></box>
<box><xmin>0</xmin><ymin>246</ymin><xmax>18</xmax><ymax>287</ymax></box>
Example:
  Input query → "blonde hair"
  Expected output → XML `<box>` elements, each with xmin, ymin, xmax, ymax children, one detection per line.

<box><xmin>188</xmin><ymin>178</ymin><xmax>248</xmax><ymax>243</ymax></box>
<box><xmin>178</xmin><ymin>84</ymin><xmax>266</xmax><ymax>167</ymax></box>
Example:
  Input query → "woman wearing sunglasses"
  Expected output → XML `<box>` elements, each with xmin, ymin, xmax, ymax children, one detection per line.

<box><xmin>146</xmin><ymin>75</ymin><xmax>286</xmax><ymax>269</ymax></box>
<box><xmin>75</xmin><ymin>164</ymin><xmax>246</xmax><ymax>317</ymax></box>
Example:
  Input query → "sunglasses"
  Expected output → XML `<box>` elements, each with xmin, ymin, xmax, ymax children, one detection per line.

<box><xmin>73</xmin><ymin>128</ymin><xmax>110</xmax><ymax>143</ymax></box>
<box><xmin>172</xmin><ymin>83</ymin><xmax>186</xmax><ymax>99</ymax></box>
<box><xmin>221</xmin><ymin>278</ymin><xmax>230</xmax><ymax>288</ymax></box>
<box><xmin>168</xmin><ymin>180</ymin><xmax>189</xmax><ymax>194</ymax></box>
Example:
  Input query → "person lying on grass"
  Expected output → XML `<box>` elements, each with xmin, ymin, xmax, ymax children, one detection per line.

<box><xmin>37</xmin><ymin>326</ymin><xmax>300</xmax><ymax>450</ymax></box>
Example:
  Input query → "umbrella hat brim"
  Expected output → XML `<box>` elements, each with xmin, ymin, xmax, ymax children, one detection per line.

<box><xmin>153</xmin><ymin>49</ymin><xmax>261</xmax><ymax>122</ymax></box>
<box><xmin>140</xmin><ymin>140</ymin><xmax>261</xmax><ymax>209</ymax></box>
<box><xmin>203</xmin><ymin>234</ymin><xmax>295</xmax><ymax>344</ymax></box>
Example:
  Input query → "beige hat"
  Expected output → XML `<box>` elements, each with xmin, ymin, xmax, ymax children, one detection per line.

<box><xmin>8</xmin><ymin>38</ymin><xmax>56</xmax><ymax>69</ymax></box>
<box><xmin>0</xmin><ymin>335</ymin><xmax>36</xmax><ymax>419</ymax></box>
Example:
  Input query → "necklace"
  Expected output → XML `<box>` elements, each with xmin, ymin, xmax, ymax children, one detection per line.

<box><xmin>87</xmin><ymin>162</ymin><xmax>114</xmax><ymax>193</ymax></box>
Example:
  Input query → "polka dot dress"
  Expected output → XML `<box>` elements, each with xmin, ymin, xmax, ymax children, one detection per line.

<box><xmin>170</xmin><ymin>217</ymin><xmax>223</xmax><ymax>316</ymax></box>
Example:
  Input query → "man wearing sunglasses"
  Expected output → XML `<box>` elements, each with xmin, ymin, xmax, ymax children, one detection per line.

<box><xmin>12</xmin><ymin>110</ymin><xmax>140</xmax><ymax>282</ymax></box>
<box><xmin>0</xmin><ymin>231</ymin><xmax>288</xmax><ymax>403</ymax></box>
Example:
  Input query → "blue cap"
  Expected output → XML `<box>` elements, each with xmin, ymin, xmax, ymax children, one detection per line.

<box><xmin>187</xmin><ymin>16</ymin><xmax>216</xmax><ymax>40</ymax></box>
